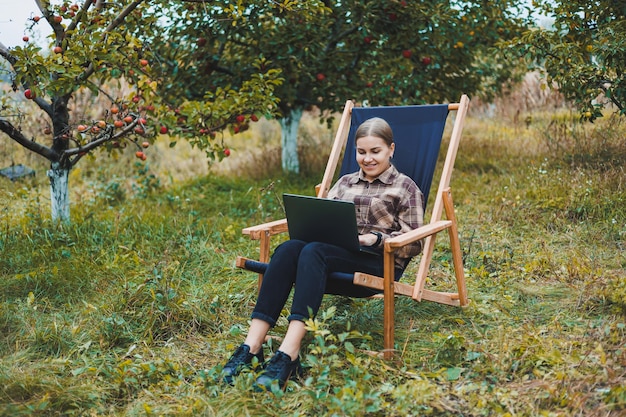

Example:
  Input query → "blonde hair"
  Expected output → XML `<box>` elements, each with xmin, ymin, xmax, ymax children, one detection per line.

<box><xmin>354</xmin><ymin>117</ymin><xmax>393</xmax><ymax>146</ymax></box>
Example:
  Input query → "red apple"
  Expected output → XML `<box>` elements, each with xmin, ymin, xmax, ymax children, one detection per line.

<box><xmin>197</xmin><ymin>37</ymin><xmax>207</xmax><ymax>47</ymax></box>
<box><xmin>114</xmin><ymin>120</ymin><xmax>124</xmax><ymax>128</ymax></box>
<box><xmin>224</xmin><ymin>148</ymin><xmax>231</xmax><ymax>157</ymax></box>
<box><xmin>33</xmin><ymin>16</ymin><xmax>41</xmax><ymax>22</ymax></box>
<box><xmin>134</xmin><ymin>127</ymin><xmax>145</xmax><ymax>135</ymax></box>
<box><xmin>141</xmin><ymin>141</ymin><xmax>150</xmax><ymax>148</ymax></box>
<box><xmin>316</xmin><ymin>73</ymin><xmax>325</xmax><ymax>81</ymax></box>
<box><xmin>159</xmin><ymin>126</ymin><xmax>168</xmax><ymax>134</ymax></box>
<box><xmin>53</xmin><ymin>46</ymin><xmax>63</xmax><ymax>54</ymax></box>
<box><xmin>135</xmin><ymin>151</ymin><xmax>145</xmax><ymax>159</ymax></box>
<box><xmin>139</xmin><ymin>59</ymin><xmax>149</xmax><ymax>67</ymax></box>
<box><xmin>24</xmin><ymin>89</ymin><xmax>35</xmax><ymax>99</ymax></box>
<box><xmin>23</xmin><ymin>36</ymin><xmax>29</xmax><ymax>42</ymax></box>
<box><xmin>402</xmin><ymin>49</ymin><xmax>411</xmax><ymax>58</ymax></box>
<box><xmin>250</xmin><ymin>114</ymin><xmax>259</xmax><ymax>122</ymax></box>
<box><xmin>53</xmin><ymin>15</ymin><xmax>63</xmax><ymax>23</ymax></box>
<box><xmin>236</xmin><ymin>114</ymin><xmax>245</xmax><ymax>123</ymax></box>
<box><xmin>123</xmin><ymin>115</ymin><xmax>134</xmax><ymax>124</ymax></box>
<box><xmin>421</xmin><ymin>56</ymin><xmax>432</xmax><ymax>65</ymax></box>
<box><xmin>364</xmin><ymin>36</ymin><xmax>372</xmax><ymax>44</ymax></box>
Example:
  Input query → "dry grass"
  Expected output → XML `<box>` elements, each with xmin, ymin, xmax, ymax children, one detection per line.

<box><xmin>1</xmin><ymin>76</ymin><xmax>625</xmax><ymax>416</ymax></box>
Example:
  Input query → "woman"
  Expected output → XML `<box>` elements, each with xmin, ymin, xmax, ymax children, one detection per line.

<box><xmin>220</xmin><ymin>117</ymin><xmax>424</xmax><ymax>391</ymax></box>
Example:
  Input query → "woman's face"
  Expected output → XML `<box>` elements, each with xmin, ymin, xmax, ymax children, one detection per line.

<box><xmin>356</xmin><ymin>135</ymin><xmax>395</xmax><ymax>181</ymax></box>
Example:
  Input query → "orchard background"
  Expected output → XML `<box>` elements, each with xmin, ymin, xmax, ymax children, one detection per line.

<box><xmin>1</xmin><ymin>1</ymin><xmax>624</xmax><ymax>415</ymax></box>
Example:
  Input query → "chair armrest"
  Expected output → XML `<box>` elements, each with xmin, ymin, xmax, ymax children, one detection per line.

<box><xmin>242</xmin><ymin>218</ymin><xmax>289</xmax><ymax>240</ymax></box>
<box><xmin>384</xmin><ymin>220</ymin><xmax>453</xmax><ymax>250</ymax></box>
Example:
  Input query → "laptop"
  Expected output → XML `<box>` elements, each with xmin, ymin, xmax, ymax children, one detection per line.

<box><xmin>282</xmin><ymin>193</ymin><xmax>380</xmax><ymax>255</ymax></box>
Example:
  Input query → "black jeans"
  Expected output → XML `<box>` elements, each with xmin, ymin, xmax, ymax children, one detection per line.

<box><xmin>251</xmin><ymin>239</ymin><xmax>397</xmax><ymax>326</ymax></box>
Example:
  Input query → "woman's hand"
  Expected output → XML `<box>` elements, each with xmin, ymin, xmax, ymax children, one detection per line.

<box><xmin>359</xmin><ymin>232</ymin><xmax>380</xmax><ymax>247</ymax></box>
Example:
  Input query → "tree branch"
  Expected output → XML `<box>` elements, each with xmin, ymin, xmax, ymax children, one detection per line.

<box><xmin>0</xmin><ymin>41</ymin><xmax>17</xmax><ymax>66</ymax></box>
<box><xmin>0</xmin><ymin>43</ymin><xmax>53</xmax><ymax>117</ymax></box>
<box><xmin>104</xmin><ymin>0</ymin><xmax>146</xmax><ymax>33</ymax></box>
<box><xmin>324</xmin><ymin>25</ymin><xmax>360</xmax><ymax>54</ymax></box>
<box><xmin>79</xmin><ymin>0</ymin><xmax>146</xmax><ymax>82</ymax></box>
<box><xmin>67</xmin><ymin>120</ymin><xmax>139</xmax><ymax>157</ymax></box>
<box><xmin>0</xmin><ymin>42</ymin><xmax>52</xmax><ymax>116</ymax></box>
<box><xmin>33</xmin><ymin>97</ymin><xmax>54</xmax><ymax>118</ymax></box>
<box><xmin>33</xmin><ymin>0</ymin><xmax>48</xmax><ymax>18</ymax></box>
<box><xmin>599</xmin><ymin>82</ymin><xmax>624</xmax><ymax>111</ymax></box>
<box><xmin>0</xmin><ymin>119</ymin><xmax>57</xmax><ymax>161</ymax></box>
<box><xmin>38</xmin><ymin>0</ymin><xmax>67</xmax><ymax>47</ymax></box>
<box><xmin>66</xmin><ymin>0</ymin><xmax>95</xmax><ymax>34</ymax></box>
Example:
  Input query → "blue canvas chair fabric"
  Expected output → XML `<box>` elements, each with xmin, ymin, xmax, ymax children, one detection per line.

<box><xmin>339</xmin><ymin>104</ymin><xmax>449</xmax><ymax>206</ymax></box>
<box><xmin>237</xmin><ymin>96</ymin><xmax>470</xmax><ymax>358</ymax></box>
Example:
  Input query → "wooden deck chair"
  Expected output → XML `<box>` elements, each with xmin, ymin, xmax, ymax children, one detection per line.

<box><xmin>236</xmin><ymin>95</ymin><xmax>470</xmax><ymax>359</ymax></box>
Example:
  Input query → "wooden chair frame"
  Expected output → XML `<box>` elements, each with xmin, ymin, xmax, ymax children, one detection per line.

<box><xmin>236</xmin><ymin>95</ymin><xmax>470</xmax><ymax>359</ymax></box>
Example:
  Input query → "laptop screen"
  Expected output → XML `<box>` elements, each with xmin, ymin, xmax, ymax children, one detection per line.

<box><xmin>283</xmin><ymin>193</ymin><xmax>361</xmax><ymax>252</ymax></box>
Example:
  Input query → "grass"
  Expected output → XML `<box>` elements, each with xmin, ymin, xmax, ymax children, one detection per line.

<box><xmin>0</xmin><ymin>102</ymin><xmax>625</xmax><ymax>416</ymax></box>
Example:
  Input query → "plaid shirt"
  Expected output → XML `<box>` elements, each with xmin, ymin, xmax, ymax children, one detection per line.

<box><xmin>328</xmin><ymin>165</ymin><xmax>424</xmax><ymax>269</ymax></box>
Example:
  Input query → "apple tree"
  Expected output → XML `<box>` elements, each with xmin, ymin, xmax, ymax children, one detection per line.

<box><xmin>0</xmin><ymin>0</ymin><xmax>282</xmax><ymax>223</ymax></box>
<box><xmin>149</xmin><ymin>0</ymin><xmax>529</xmax><ymax>173</ymax></box>
<box><xmin>504</xmin><ymin>0</ymin><xmax>626</xmax><ymax>121</ymax></box>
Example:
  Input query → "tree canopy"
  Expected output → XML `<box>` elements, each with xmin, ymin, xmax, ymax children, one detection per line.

<box><xmin>505</xmin><ymin>0</ymin><xmax>626</xmax><ymax>121</ymax></box>
<box><xmin>0</xmin><ymin>0</ymin><xmax>282</xmax><ymax>221</ymax></box>
<box><xmin>154</xmin><ymin>0</ymin><xmax>529</xmax><ymax>110</ymax></box>
<box><xmin>149</xmin><ymin>0</ymin><xmax>529</xmax><ymax>172</ymax></box>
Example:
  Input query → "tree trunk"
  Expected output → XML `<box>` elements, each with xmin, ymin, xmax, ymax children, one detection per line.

<box><xmin>278</xmin><ymin>108</ymin><xmax>303</xmax><ymax>174</ymax></box>
<box><xmin>47</xmin><ymin>162</ymin><xmax>70</xmax><ymax>223</ymax></box>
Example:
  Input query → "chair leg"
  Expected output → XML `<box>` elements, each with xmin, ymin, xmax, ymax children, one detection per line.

<box><xmin>257</xmin><ymin>230</ymin><xmax>271</xmax><ymax>291</ymax></box>
<box><xmin>413</xmin><ymin>234</ymin><xmax>436</xmax><ymax>301</ymax></box>
<box><xmin>383</xmin><ymin>250</ymin><xmax>396</xmax><ymax>359</ymax></box>
<box><xmin>442</xmin><ymin>189</ymin><xmax>468</xmax><ymax>306</ymax></box>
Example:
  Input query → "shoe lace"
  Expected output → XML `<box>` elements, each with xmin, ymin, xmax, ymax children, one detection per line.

<box><xmin>226</xmin><ymin>345</ymin><xmax>248</xmax><ymax>366</ymax></box>
<box><xmin>264</xmin><ymin>353</ymin><xmax>290</xmax><ymax>375</ymax></box>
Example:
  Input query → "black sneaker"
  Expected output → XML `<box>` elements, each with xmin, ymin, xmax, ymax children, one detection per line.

<box><xmin>220</xmin><ymin>344</ymin><xmax>264</xmax><ymax>385</ymax></box>
<box><xmin>253</xmin><ymin>350</ymin><xmax>303</xmax><ymax>392</ymax></box>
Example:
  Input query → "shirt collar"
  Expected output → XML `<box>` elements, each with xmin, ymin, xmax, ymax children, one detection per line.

<box><xmin>350</xmin><ymin>164</ymin><xmax>399</xmax><ymax>185</ymax></box>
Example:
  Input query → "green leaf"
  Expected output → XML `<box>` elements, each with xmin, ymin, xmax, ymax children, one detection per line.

<box><xmin>445</xmin><ymin>367</ymin><xmax>463</xmax><ymax>381</ymax></box>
